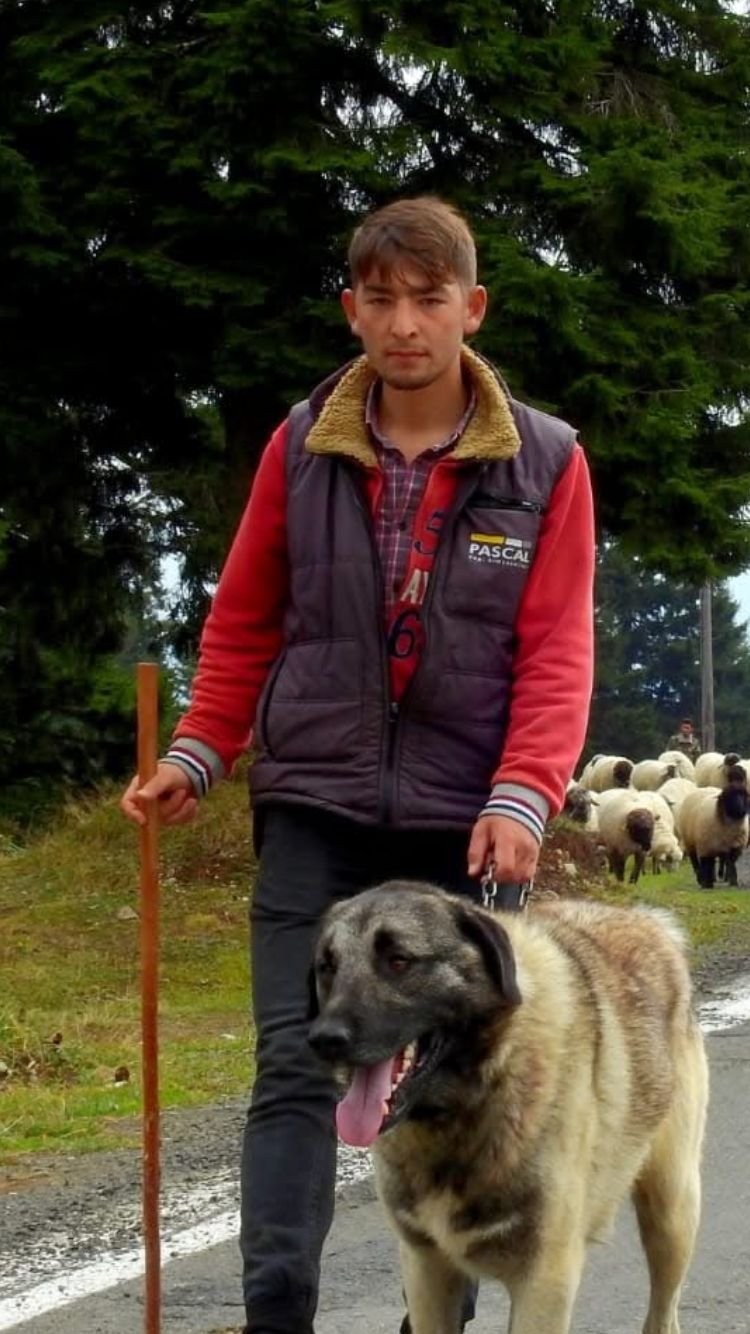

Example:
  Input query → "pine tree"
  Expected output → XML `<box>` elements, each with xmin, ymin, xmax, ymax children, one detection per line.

<box><xmin>586</xmin><ymin>539</ymin><xmax>750</xmax><ymax>764</ymax></box>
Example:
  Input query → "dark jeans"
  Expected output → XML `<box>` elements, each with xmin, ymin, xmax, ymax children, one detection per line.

<box><xmin>240</xmin><ymin>802</ymin><xmax>482</xmax><ymax>1334</ymax></box>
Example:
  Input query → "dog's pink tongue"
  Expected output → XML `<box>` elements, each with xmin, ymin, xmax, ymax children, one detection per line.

<box><xmin>336</xmin><ymin>1058</ymin><xmax>397</xmax><ymax>1147</ymax></box>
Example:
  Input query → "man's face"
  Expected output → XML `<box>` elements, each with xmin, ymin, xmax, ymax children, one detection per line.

<box><xmin>341</xmin><ymin>264</ymin><xmax>487</xmax><ymax>391</ymax></box>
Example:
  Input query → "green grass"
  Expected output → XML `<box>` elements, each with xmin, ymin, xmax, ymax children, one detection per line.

<box><xmin>0</xmin><ymin>773</ymin><xmax>255</xmax><ymax>1160</ymax></box>
<box><xmin>591</xmin><ymin>858</ymin><xmax>750</xmax><ymax>963</ymax></box>
<box><xmin>2</xmin><ymin>794</ymin><xmax>750</xmax><ymax>1164</ymax></box>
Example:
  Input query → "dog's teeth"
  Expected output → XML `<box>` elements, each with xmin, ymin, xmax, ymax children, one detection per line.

<box><xmin>403</xmin><ymin>1041</ymin><xmax>417</xmax><ymax>1070</ymax></box>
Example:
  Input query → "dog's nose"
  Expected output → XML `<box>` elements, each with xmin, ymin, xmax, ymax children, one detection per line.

<box><xmin>308</xmin><ymin>1017</ymin><xmax>354</xmax><ymax>1063</ymax></box>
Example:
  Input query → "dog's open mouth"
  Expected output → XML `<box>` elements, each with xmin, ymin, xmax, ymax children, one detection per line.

<box><xmin>335</xmin><ymin>1031</ymin><xmax>446</xmax><ymax>1147</ymax></box>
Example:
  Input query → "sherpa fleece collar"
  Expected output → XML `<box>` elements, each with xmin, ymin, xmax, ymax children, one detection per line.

<box><xmin>305</xmin><ymin>346</ymin><xmax>521</xmax><ymax>468</ymax></box>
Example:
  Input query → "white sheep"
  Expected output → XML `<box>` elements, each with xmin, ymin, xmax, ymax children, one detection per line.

<box><xmin>694</xmin><ymin>751</ymin><xmax>742</xmax><ymax>788</ymax></box>
<box><xmin>657</xmin><ymin>750</ymin><xmax>696</xmax><ymax>781</ymax></box>
<box><xmin>633</xmin><ymin>788</ymin><xmax>676</xmax><ymax>833</ymax></box>
<box><xmin>581</xmin><ymin>755</ymin><xmax>634</xmax><ymax>793</ymax></box>
<box><xmin>658</xmin><ymin>777</ymin><xmax>698</xmax><ymax>839</ymax></box>
<box><xmin>650</xmin><ymin>828</ymin><xmax>684</xmax><ymax>874</ymax></box>
<box><xmin>679</xmin><ymin>765</ymin><xmax>750</xmax><ymax>888</ymax></box>
<box><xmin>631</xmin><ymin>758</ymin><xmax>677</xmax><ymax>791</ymax></box>
<box><xmin>577</xmin><ymin>754</ymin><xmax>604</xmax><ymax>788</ymax></box>
<box><xmin>596</xmin><ymin>789</ymin><xmax>655</xmax><ymax>884</ymax></box>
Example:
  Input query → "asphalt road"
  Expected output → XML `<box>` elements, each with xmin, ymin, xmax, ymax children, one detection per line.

<box><xmin>6</xmin><ymin>1018</ymin><xmax>749</xmax><ymax>1334</ymax></box>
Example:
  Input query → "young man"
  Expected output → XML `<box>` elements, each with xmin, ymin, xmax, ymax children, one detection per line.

<box><xmin>666</xmin><ymin>718</ymin><xmax>702</xmax><ymax>761</ymax></box>
<box><xmin>121</xmin><ymin>196</ymin><xmax>595</xmax><ymax>1334</ymax></box>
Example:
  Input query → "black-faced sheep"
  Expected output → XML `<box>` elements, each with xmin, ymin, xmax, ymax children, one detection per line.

<box><xmin>631</xmin><ymin>759</ymin><xmax>677</xmax><ymax>791</ymax></box>
<box><xmin>694</xmin><ymin>751</ymin><xmax>743</xmax><ymax>789</ymax></box>
<box><xmin>657</xmin><ymin>750</ymin><xmax>697</xmax><ymax>782</ymax></box>
<box><xmin>630</xmin><ymin>790</ymin><xmax>681</xmax><ymax>873</ymax></box>
<box><xmin>580</xmin><ymin>755</ymin><xmax>634</xmax><ymax>793</ymax></box>
<box><xmin>596</xmin><ymin>789</ymin><xmax>655</xmax><ymax>884</ymax></box>
<box><xmin>679</xmin><ymin>765</ymin><xmax>750</xmax><ymax>888</ymax></box>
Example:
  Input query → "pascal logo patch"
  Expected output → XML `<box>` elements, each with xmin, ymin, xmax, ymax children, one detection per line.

<box><xmin>468</xmin><ymin>532</ymin><xmax>532</xmax><ymax>566</ymax></box>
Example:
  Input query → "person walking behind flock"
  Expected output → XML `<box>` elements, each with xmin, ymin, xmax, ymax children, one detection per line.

<box><xmin>666</xmin><ymin>717</ymin><xmax>702</xmax><ymax>761</ymax></box>
<box><xmin>121</xmin><ymin>196</ymin><xmax>595</xmax><ymax>1334</ymax></box>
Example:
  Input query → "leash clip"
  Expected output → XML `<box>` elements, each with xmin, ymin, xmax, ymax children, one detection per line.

<box><xmin>481</xmin><ymin>865</ymin><xmax>533</xmax><ymax>913</ymax></box>
<box><xmin>480</xmin><ymin>868</ymin><xmax>498</xmax><ymax>910</ymax></box>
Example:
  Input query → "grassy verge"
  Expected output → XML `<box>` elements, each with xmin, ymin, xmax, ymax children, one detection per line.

<box><xmin>592</xmin><ymin>860</ymin><xmax>750</xmax><ymax>965</ymax></box>
<box><xmin>0</xmin><ymin>774</ymin><xmax>255</xmax><ymax>1161</ymax></box>
<box><xmin>2</xmin><ymin>804</ymin><xmax>750</xmax><ymax>1164</ymax></box>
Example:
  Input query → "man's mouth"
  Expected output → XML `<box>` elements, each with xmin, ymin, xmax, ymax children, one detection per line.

<box><xmin>335</xmin><ymin>1031</ymin><xmax>446</xmax><ymax>1147</ymax></box>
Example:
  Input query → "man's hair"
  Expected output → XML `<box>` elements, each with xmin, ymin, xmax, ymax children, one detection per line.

<box><xmin>348</xmin><ymin>196</ymin><xmax>477</xmax><ymax>289</ymax></box>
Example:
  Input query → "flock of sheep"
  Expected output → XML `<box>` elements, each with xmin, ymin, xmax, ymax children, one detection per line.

<box><xmin>564</xmin><ymin>750</ymin><xmax>750</xmax><ymax>889</ymax></box>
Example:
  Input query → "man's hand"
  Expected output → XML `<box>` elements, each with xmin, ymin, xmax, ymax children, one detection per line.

<box><xmin>120</xmin><ymin>762</ymin><xmax>198</xmax><ymax>828</ymax></box>
<box><xmin>467</xmin><ymin>815</ymin><xmax>540</xmax><ymax>883</ymax></box>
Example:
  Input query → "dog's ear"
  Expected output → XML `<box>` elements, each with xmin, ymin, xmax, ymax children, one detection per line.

<box><xmin>455</xmin><ymin>904</ymin><xmax>521</xmax><ymax>1007</ymax></box>
<box><xmin>307</xmin><ymin>965</ymin><xmax>320</xmax><ymax>1021</ymax></box>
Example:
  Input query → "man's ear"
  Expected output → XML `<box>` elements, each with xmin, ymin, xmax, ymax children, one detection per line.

<box><xmin>463</xmin><ymin>284</ymin><xmax>488</xmax><ymax>337</ymax></box>
<box><xmin>341</xmin><ymin>287</ymin><xmax>359</xmax><ymax>335</ymax></box>
<box><xmin>454</xmin><ymin>902</ymin><xmax>521</xmax><ymax>1007</ymax></box>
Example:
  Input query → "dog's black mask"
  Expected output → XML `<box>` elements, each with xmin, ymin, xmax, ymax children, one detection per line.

<box><xmin>308</xmin><ymin>882</ymin><xmax>521</xmax><ymax>1144</ymax></box>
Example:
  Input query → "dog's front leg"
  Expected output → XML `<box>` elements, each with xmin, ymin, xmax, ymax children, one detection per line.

<box><xmin>400</xmin><ymin>1240</ymin><xmax>466</xmax><ymax>1334</ymax></box>
<box><xmin>506</xmin><ymin>1240</ymin><xmax>585</xmax><ymax>1334</ymax></box>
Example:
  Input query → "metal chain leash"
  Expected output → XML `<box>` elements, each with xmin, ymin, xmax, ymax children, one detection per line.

<box><xmin>480</xmin><ymin>865</ymin><xmax>533</xmax><ymax>913</ymax></box>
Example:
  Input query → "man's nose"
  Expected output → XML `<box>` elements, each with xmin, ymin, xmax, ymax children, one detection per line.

<box><xmin>388</xmin><ymin>299</ymin><xmax>419</xmax><ymax>339</ymax></box>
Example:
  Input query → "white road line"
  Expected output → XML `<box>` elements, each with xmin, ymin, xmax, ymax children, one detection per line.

<box><xmin>0</xmin><ymin>983</ymin><xmax>748</xmax><ymax>1331</ymax></box>
<box><xmin>0</xmin><ymin>1209</ymin><xmax>241</xmax><ymax>1328</ymax></box>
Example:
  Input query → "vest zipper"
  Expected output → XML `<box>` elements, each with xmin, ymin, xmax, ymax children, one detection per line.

<box><xmin>385</xmin><ymin>700</ymin><xmax>400</xmax><ymax>822</ymax></box>
<box><xmin>343</xmin><ymin>465</ymin><xmax>398</xmax><ymax>823</ymax></box>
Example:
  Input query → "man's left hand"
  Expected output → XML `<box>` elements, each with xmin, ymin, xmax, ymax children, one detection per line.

<box><xmin>467</xmin><ymin>815</ymin><xmax>540</xmax><ymax>883</ymax></box>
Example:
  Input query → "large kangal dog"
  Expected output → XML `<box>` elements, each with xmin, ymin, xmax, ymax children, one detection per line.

<box><xmin>309</xmin><ymin>882</ymin><xmax>708</xmax><ymax>1334</ymax></box>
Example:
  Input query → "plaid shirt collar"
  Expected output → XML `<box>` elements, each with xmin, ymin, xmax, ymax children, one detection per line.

<box><xmin>365</xmin><ymin>379</ymin><xmax>477</xmax><ymax>457</ymax></box>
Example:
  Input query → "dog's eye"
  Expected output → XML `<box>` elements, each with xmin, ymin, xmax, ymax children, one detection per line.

<box><xmin>387</xmin><ymin>955</ymin><xmax>413</xmax><ymax>973</ymax></box>
<box><xmin>317</xmin><ymin>950</ymin><xmax>337</xmax><ymax>976</ymax></box>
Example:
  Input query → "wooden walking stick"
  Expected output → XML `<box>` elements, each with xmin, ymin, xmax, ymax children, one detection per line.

<box><xmin>138</xmin><ymin>662</ymin><xmax>161</xmax><ymax>1333</ymax></box>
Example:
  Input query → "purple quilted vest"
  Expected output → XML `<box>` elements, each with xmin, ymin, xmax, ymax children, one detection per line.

<box><xmin>250</xmin><ymin>364</ymin><xmax>575</xmax><ymax>829</ymax></box>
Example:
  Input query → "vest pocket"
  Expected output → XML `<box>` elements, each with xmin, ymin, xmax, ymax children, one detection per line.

<box><xmin>442</xmin><ymin>504</ymin><xmax>542</xmax><ymax>625</ymax></box>
<box><xmin>255</xmin><ymin>638</ymin><xmax>363</xmax><ymax>762</ymax></box>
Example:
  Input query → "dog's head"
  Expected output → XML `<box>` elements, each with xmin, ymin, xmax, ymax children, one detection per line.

<box><xmin>308</xmin><ymin>880</ymin><xmax>521</xmax><ymax>1147</ymax></box>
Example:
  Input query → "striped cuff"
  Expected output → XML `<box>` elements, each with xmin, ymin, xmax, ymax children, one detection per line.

<box><xmin>478</xmin><ymin>783</ymin><xmax>549</xmax><ymax>845</ymax></box>
<box><xmin>163</xmin><ymin>738</ymin><xmax>225</xmax><ymax>798</ymax></box>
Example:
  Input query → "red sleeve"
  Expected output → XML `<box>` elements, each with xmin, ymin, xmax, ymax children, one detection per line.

<box><xmin>492</xmin><ymin>443</ymin><xmax>595</xmax><ymax>815</ymax></box>
<box><xmin>173</xmin><ymin>421</ymin><xmax>290</xmax><ymax>771</ymax></box>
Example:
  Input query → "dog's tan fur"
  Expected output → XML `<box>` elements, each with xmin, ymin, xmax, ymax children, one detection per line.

<box><xmin>312</xmin><ymin>886</ymin><xmax>708</xmax><ymax>1334</ymax></box>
